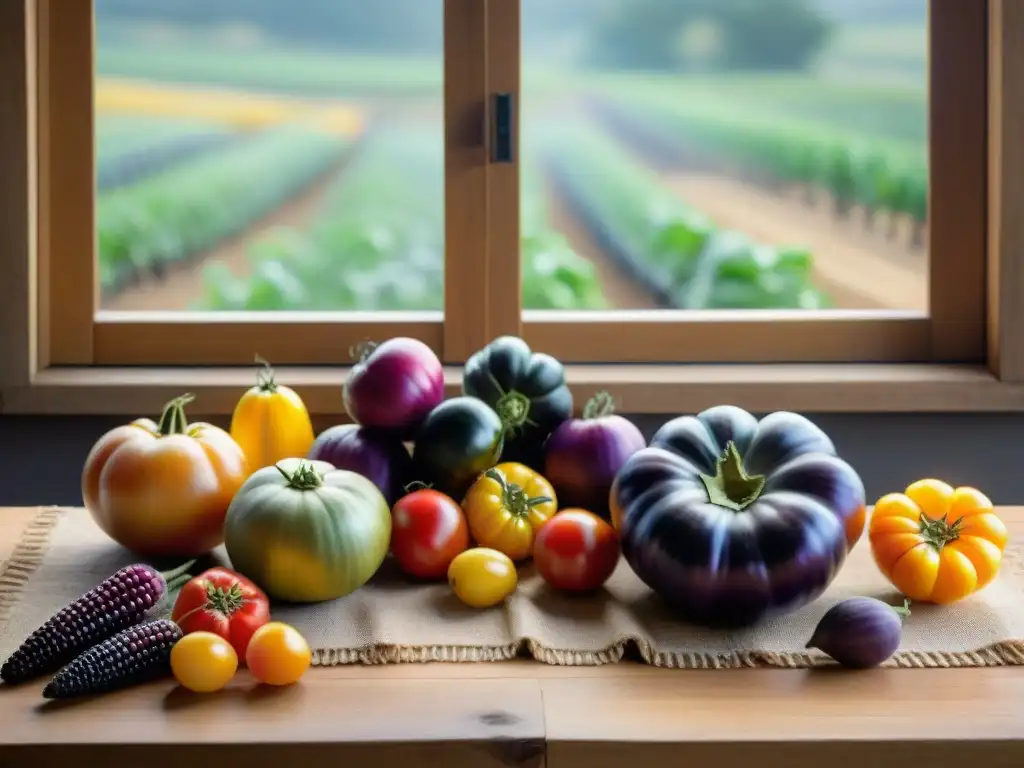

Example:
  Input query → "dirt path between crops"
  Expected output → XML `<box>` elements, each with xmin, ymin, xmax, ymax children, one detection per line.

<box><xmin>546</xmin><ymin>183</ymin><xmax>661</xmax><ymax>311</ymax></box>
<box><xmin>102</xmin><ymin>155</ymin><xmax>353</xmax><ymax>312</ymax></box>
<box><xmin>661</xmin><ymin>172</ymin><xmax>928</xmax><ymax>311</ymax></box>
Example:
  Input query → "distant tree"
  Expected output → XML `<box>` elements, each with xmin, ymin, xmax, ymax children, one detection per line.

<box><xmin>583</xmin><ymin>0</ymin><xmax>833</xmax><ymax>73</ymax></box>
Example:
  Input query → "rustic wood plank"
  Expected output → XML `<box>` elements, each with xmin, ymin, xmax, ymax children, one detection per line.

<box><xmin>4</xmin><ymin>363</ymin><xmax>1024</xmax><ymax>416</ymax></box>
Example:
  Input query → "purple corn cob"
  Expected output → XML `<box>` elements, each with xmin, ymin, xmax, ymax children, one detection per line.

<box><xmin>0</xmin><ymin>560</ymin><xmax>193</xmax><ymax>684</ymax></box>
<box><xmin>42</xmin><ymin>618</ymin><xmax>182</xmax><ymax>699</ymax></box>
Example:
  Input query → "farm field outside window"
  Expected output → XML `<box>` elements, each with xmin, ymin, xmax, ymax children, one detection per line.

<box><xmin>4</xmin><ymin>0</ymin><xmax>1016</xmax><ymax>416</ymax></box>
<box><xmin>93</xmin><ymin>0</ymin><xmax>929</xmax><ymax>319</ymax></box>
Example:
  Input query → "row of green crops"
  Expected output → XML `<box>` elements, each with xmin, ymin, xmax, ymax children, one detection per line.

<box><xmin>589</xmin><ymin>92</ymin><xmax>928</xmax><ymax>245</ymax></box>
<box><xmin>587</xmin><ymin>73</ymin><xmax>927</xmax><ymax>145</ymax></box>
<box><xmin>96</xmin><ymin>115</ymin><xmax>234</xmax><ymax>166</ymax></box>
<box><xmin>199</xmin><ymin>128</ymin><xmax>445</xmax><ymax>311</ymax></box>
<box><xmin>539</xmin><ymin>120</ymin><xmax>828</xmax><ymax>310</ymax></box>
<box><xmin>97</xmin><ymin>125</ymin><xmax>350</xmax><ymax>292</ymax></box>
<box><xmin>198</xmin><ymin>126</ymin><xmax>607</xmax><ymax>311</ymax></box>
<box><xmin>521</xmin><ymin>160</ymin><xmax>607</xmax><ymax>311</ymax></box>
<box><xmin>96</xmin><ymin>116</ymin><xmax>240</xmax><ymax>191</ymax></box>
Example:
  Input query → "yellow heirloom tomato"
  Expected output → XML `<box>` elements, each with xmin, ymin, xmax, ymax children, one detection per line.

<box><xmin>230</xmin><ymin>355</ymin><xmax>315</xmax><ymax>472</ymax></box>
<box><xmin>869</xmin><ymin>479</ymin><xmax>1009</xmax><ymax>605</ymax></box>
<box><xmin>448</xmin><ymin>547</ymin><xmax>518</xmax><ymax>608</ymax></box>
<box><xmin>462</xmin><ymin>462</ymin><xmax>557</xmax><ymax>561</ymax></box>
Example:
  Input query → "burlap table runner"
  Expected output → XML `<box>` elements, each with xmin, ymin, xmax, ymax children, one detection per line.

<box><xmin>3</xmin><ymin>507</ymin><xmax>1024</xmax><ymax>668</ymax></box>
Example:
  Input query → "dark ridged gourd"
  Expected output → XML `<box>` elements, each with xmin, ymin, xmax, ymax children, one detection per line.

<box><xmin>0</xmin><ymin>561</ymin><xmax>193</xmax><ymax>685</ymax></box>
<box><xmin>42</xmin><ymin>619</ymin><xmax>182</xmax><ymax>699</ymax></box>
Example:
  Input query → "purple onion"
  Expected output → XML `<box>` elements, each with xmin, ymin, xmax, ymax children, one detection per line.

<box><xmin>543</xmin><ymin>391</ymin><xmax>646</xmax><ymax>519</ymax></box>
<box><xmin>308</xmin><ymin>424</ymin><xmax>413</xmax><ymax>505</ymax></box>
<box><xmin>343</xmin><ymin>338</ymin><xmax>444</xmax><ymax>440</ymax></box>
<box><xmin>806</xmin><ymin>596</ymin><xmax>910</xmax><ymax>668</ymax></box>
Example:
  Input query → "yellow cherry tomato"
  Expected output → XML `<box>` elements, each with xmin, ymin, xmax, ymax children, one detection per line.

<box><xmin>448</xmin><ymin>547</ymin><xmax>518</xmax><ymax>608</ymax></box>
<box><xmin>869</xmin><ymin>479</ymin><xmax>1009</xmax><ymax>604</ymax></box>
<box><xmin>462</xmin><ymin>462</ymin><xmax>557</xmax><ymax>561</ymax></box>
<box><xmin>170</xmin><ymin>631</ymin><xmax>239</xmax><ymax>693</ymax></box>
<box><xmin>230</xmin><ymin>356</ymin><xmax>315</xmax><ymax>473</ymax></box>
<box><xmin>245</xmin><ymin>622</ymin><xmax>312</xmax><ymax>686</ymax></box>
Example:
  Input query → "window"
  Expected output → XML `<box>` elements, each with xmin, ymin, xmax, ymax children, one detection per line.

<box><xmin>1</xmin><ymin>0</ymin><xmax>1022</xmax><ymax>415</ymax></box>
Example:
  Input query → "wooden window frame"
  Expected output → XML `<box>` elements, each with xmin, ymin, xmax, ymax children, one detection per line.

<box><xmin>2</xmin><ymin>0</ymin><xmax>1024</xmax><ymax>417</ymax></box>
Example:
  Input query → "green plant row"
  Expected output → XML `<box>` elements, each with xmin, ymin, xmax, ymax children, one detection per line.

<box><xmin>97</xmin><ymin>125</ymin><xmax>349</xmax><ymax>293</ymax></box>
<box><xmin>198</xmin><ymin>127</ymin><xmax>608</xmax><ymax>312</ymax></box>
<box><xmin>591</xmin><ymin>91</ymin><xmax>928</xmax><ymax>232</ymax></box>
<box><xmin>538</xmin><ymin>120</ymin><xmax>828</xmax><ymax>310</ymax></box>
<box><xmin>96</xmin><ymin>115</ymin><xmax>235</xmax><ymax>169</ymax></box>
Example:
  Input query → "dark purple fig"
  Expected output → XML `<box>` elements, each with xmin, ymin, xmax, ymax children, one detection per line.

<box><xmin>806</xmin><ymin>596</ymin><xmax>911</xmax><ymax>668</ymax></box>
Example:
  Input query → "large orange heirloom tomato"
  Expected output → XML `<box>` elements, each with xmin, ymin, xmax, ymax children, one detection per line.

<box><xmin>869</xmin><ymin>479</ymin><xmax>1008</xmax><ymax>604</ymax></box>
<box><xmin>82</xmin><ymin>393</ymin><xmax>249</xmax><ymax>557</ymax></box>
<box><xmin>462</xmin><ymin>462</ymin><xmax>557</xmax><ymax>561</ymax></box>
<box><xmin>230</xmin><ymin>355</ymin><xmax>314</xmax><ymax>472</ymax></box>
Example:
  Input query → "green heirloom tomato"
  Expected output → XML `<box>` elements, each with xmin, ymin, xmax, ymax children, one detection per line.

<box><xmin>224</xmin><ymin>458</ymin><xmax>391</xmax><ymax>603</ymax></box>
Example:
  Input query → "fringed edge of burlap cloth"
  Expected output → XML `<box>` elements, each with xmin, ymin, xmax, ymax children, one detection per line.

<box><xmin>4</xmin><ymin>507</ymin><xmax>1024</xmax><ymax>669</ymax></box>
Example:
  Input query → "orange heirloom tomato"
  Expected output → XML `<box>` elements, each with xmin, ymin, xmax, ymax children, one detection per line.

<box><xmin>869</xmin><ymin>479</ymin><xmax>1009</xmax><ymax>605</ymax></box>
<box><xmin>82</xmin><ymin>393</ymin><xmax>249</xmax><ymax>558</ymax></box>
<box><xmin>462</xmin><ymin>462</ymin><xmax>557</xmax><ymax>561</ymax></box>
<box><xmin>230</xmin><ymin>355</ymin><xmax>314</xmax><ymax>472</ymax></box>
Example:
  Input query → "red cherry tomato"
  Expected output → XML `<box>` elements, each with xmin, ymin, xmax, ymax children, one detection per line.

<box><xmin>390</xmin><ymin>488</ymin><xmax>470</xmax><ymax>579</ymax></box>
<box><xmin>534</xmin><ymin>509</ymin><xmax>620</xmax><ymax>592</ymax></box>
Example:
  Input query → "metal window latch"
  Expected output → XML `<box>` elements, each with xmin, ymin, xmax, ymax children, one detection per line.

<box><xmin>491</xmin><ymin>92</ymin><xmax>514</xmax><ymax>164</ymax></box>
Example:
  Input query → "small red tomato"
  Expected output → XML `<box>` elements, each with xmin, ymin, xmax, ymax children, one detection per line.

<box><xmin>390</xmin><ymin>488</ymin><xmax>470</xmax><ymax>579</ymax></box>
<box><xmin>534</xmin><ymin>509</ymin><xmax>620</xmax><ymax>592</ymax></box>
<box><xmin>171</xmin><ymin>567</ymin><xmax>271</xmax><ymax>660</ymax></box>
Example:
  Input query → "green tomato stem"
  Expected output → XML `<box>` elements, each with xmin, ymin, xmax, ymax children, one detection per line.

<box><xmin>582</xmin><ymin>391</ymin><xmax>617</xmax><ymax>419</ymax></box>
<box><xmin>484</xmin><ymin>468</ymin><xmax>551</xmax><ymax>519</ymax></box>
<box><xmin>918</xmin><ymin>513</ymin><xmax>965</xmax><ymax>550</ymax></box>
<box><xmin>156</xmin><ymin>393</ymin><xmax>195</xmax><ymax>436</ymax></box>
<box><xmin>275</xmin><ymin>460</ymin><xmax>325</xmax><ymax>490</ymax></box>
<box><xmin>699</xmin><ymin>441</ymin><xmax>766</xmax><ymax>512</ymax></box>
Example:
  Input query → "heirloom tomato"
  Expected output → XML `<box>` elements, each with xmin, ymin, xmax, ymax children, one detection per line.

<box><xmin>611</xmin><ymin>406</ymin><xmax>866</xmax><ymax>628</ymax></box>
<box><xmin>171</xmin><ymin>567</ymin><xmax>271</xmax><ymax>660</ymax></box>
<box><xmin>390</xmin><ymin>486</ymin><xmax>470</xmax><ymax>580</ymax></box>
<box><xmin>245</xmin><ymin>622</ymin><xmax>312</xmax><ymax>686</ymax></box>
<box><xmin>171</xmin><ymin>631</ymin><xmax>239</xmax><ymax>693</ymax></box>
<box><xmin>534</xmin><ymin>509</ymin><xmax>620</xmax><ymax>592</ymax></box>
<box><xmin>82</xmin><ymin>393</ymin><xmax>249</xmax><ymax>557</ymax></box>
<box><xmin>447</xmin><ymin>548</ymin><xmax>518</xmax><ymax>608</ymax></box>
<box><xmin>462</xmin><ymin>463</ymin><xmax>558</xmax><ymax>561</ymax></box>
<box><xmin>230</xmin><ymin>355</ymin><xmax>315</xmax><ymax>472</ymax></box>
<box><xmin>870</xmin><ymin>479</ymin><xmax>1008</xmax><ymax>604</ymax></box>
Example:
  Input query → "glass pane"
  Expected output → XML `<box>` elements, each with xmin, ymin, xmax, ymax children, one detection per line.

<box><xmin>521</xmin><ymin>0</ymin><xmax>929</xmax><ymax>312</ymax></box>
<box><xmin>95</xmin><ymin>0</ymin><xmax>443</xmax><ymax>312</ymax></box>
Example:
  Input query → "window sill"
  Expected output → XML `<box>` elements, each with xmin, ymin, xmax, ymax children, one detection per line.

<box><xmin>1</xmin><ymin>363</ymin><xmax>1021</xmax><ymax>417</ymax></box>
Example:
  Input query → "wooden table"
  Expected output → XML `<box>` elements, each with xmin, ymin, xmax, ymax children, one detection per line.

<box><xmin>1</xmin><ymin>506</ymin><xmax>1023</xmax><ymax>768</ymax></box>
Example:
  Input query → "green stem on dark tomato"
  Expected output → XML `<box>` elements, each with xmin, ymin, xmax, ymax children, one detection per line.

<box><xmin>699</xmin><ymin>441</ymin><xmax>766</xmax><ymax>512</ymax></box>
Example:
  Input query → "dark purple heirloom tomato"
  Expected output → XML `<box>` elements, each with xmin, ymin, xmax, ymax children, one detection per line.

<box><xmin>610</xmin><ymin>405</ymin><xmax>867</xmax><ymax>628</ymax></box>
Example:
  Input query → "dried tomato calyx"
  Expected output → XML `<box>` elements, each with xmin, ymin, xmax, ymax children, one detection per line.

<box><xmin>254</xmin><ymin>354</ymin><xmax>279</xmax><ymax>393</ymax></box>
<box><xmin>700</xmin><ymin>441</ymin><xmax>766</xmax><ymax>512</ymax></box>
